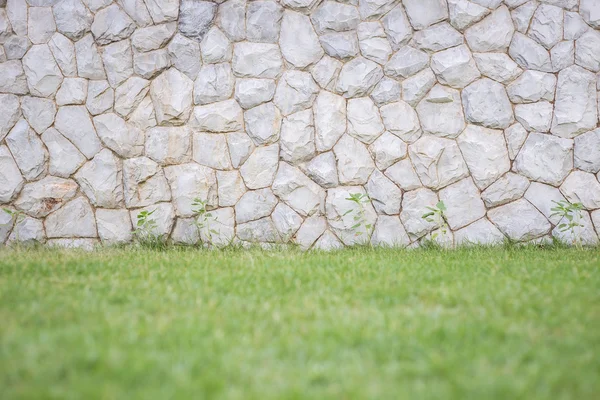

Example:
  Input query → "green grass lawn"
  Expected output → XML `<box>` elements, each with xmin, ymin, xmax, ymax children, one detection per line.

<box><xmin>0</xmin><ymin>247</ymin><xmax>599</xmax><ymax>400</ymax></box>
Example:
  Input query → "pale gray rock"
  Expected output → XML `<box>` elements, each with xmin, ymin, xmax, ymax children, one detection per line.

<box><xmin>96</xmin><ymin>209</ymin><xmax>133</xmax><ymax>244</ymax></box>
<box><xmin>280</xmin><ymin>0</ymin><xmax>321</xmax><ymax>14</ymax></box>
<box><xmin>381</xmin><ymin>4</ymin><xmax>413</xmax><ymax>50</ymax></box>
<box><xmin>201</xmin><ymin>27</ymin><xmax>232</xmax><ymax>64</ymax></box>
<box><xmin>41</xmin><ymin>128</ymin><xmax>86</xmax><ymax>178</ymax></box>
<box><xmin>271</xmin><ymin>202</ymin><xmax>302</xmax><ymax>242</ymax></box>
<box><xmin>239</xmin><ymin>143</ymin><xmax>279</xmax><ymax>189</ymax></box>
<box><xmin>347</xmin><ymin>97</ymin><xmax>384</xmax><ymax>144</ymax></box>
<box><xmin>439</xmin><ymin>177</ymin><xmax>486</xmax><ymax>230</ymax></box>
<box><xmin>0</xmin><ymin>145</ymin><xmax>24</xmax><ymax>203</ymax></box>
<box><xmin>56</xmin><ymin>78</ymin><xmax>87</xmax><ymax>106</ymax></box>
<box><xmin>575</xmin><ymin>129</ymin><xmax>600</xmax><ymax>173</ymax></box>
<box><xmin>0</xmin><ymin>208</ymin><xmax>13</xmax><ymax>244</ymax></box>
<box><xmin>273</xmin><ymin>162</ymin><xmax>325</xmax><ymax>216</ymax></box>
<box><xmin>384</xmin><ymin>46</ymin><xmax>429</xmax><ymax>79</ymax></box>
<box><xmin>217</xmin><ymin>0</ymin><xmax>246</xmax><ymax>42</ymax></box>
<box><xmin>515</xmin><ymin>101</ymin><xmax>553</xmax><ymax>132</ymax></box>
<box><xmin>234</xmin><ymin>78</ymin><xmax>275</xmax><ymax>110</ymax></box>
<box><xmin>380</xmin><ymin>100</ymin><xmax>422</xmax><ymax>142</ymax></box>
<box><xmin>75</xmin><ymin>149</ymin><xmax>124</xmax><ymax>208</ymax></box>
<box><xmin>146</xmin><ymin>126</ymin><xmax>191</xmax><ymax>165</ymax></box>
<box><xmin>94</xmin><ymin>113</ymin><xmax>144</xmax><ymax>158</ymax></box>
<box><xmin>192</xmin><ymin>132</ymin><xmax>232</xmax><ymax>170</ymax></box>
<box><xmin>314</xmin><ymin>90</ymin><xmax>346</xmax><ymax>151</ymax></box>
<box><xmin>465</xmin><ymin>5</ymin><xmax>514</xmax><ymax>52</ymax></box>
<box><xmin>28</xmin><ymin>7</ymin><xmax>56</xmax><ymax>44</ymax></box>
<box><xmin>366</xmin><ymin>170</ymin><xmax>401</xmax><ymax>215</ymax></box>
<box><xmin>504</xmin><ymin>122</ymin><xmax>528</xmax><ymax>160</ymax></box>
<box><xmin>83</xmin><ymin>0</ymin><xmax>113</xmax><ymax>13</ymax></box>
<box><xmin>457</xmin><ymin>124</ymin><xmax>510</xmax><ymax>189</ymax></box>
<box><xmin>551</xmin><ymin>40</ymin><xmax>574</xmax><ymax>72</ymax></box>
<box><xmin>553</xmin><ymin>210</ymin><xmax>599</xmax><ymax>246</ymax></box>
<box><xmin>371</xmin><ymin>216</ymin><xmax>411</xmax><ymax>248</ymax></box>
<box><xmin>216</xmin><ymin>170</ymin><xmax>246</xmax><ymax>207</ymax></box>
<box><xmin>4</xmin><ymin>35</ymin><xmax>32</xmax><ymax>61</ymax></box>
<box><xmin>313</xmin><ymin>230</ymin><xmax>344</xmax><ymax>251</ymax></box>
<box><xmin>473</xmin><ymin>52</ymin><xmax>523</xmax><ymax>84</ymax></box>
<box><xmin>132</xmin><ymin>22</ymin><xmax>176</xmax><ymax>53</ymax></box>
<box><xmin>416</xmin><ymin>85</ymin><xmax>466</xmax><ymax>138</ymax></box>
<box><xmin>133</xmin><ymin>49</ymin><xmax>171</xmax><ymax>79</ymax></box>
<box><xmin>509</xmin><ymin>32</ymin><xmax>553</xmax><ymax>72</ymax></box>
<box><xmin>244</xmin><ymin>102</ymin><xmax>282</xmax><ymax>146</ymax></box>
<box><xmin>14</xmin><ymin>176</ymin><xmax>78</xmax><ymax>217</ymax></box>
<box><xmin>335</xmin><ymin>56</ymin><xmax>383</xmax><ymax>98</ymax></box>
<box><xmin>310</xmin><ymin>55</ymin><xmax>342</xmax><ymax>90</ymax></box>
<box><xmin>274</xmin><ymin>71</ymin><xmax>319</xmax><ymax>116</ymax></box>
<box><xmin>280</xmin><ymin>109</ymin><xmax>315</xmax><ymax>164</ymax></box>
<box><xmin>123</xmin><ymin>157</ymin><xmax>171</xmax><ymax>208</ymax></box>
<box><xmin>6</xmin><ymin>119</ymin><xmax>48</xmax><ymax>181</ymax></box>
<box><xmin>537</xmin><ymin>0</ymin><xmax>577</xmax><ymax>9</ymax></box>
<box><xmin>246</xmin><ymin>0</ymin><xmax>282</xmax><ymax>43</ymax></box>
<box><xmin>128</xmin><ymin>95</ymin><xmax>156</xmax><ymax>130</ymax></box>
<box><xmin>402</xmin><ymin>0</ymin><xmax>448</xmax><ymax>30</ymax></box>
<box><xmin>462</xmin><ymin>78</ymin><xmax>514</xmax><ymax>129</ymax></box>
<box><xmin>320</xmin><ymin>31</ymin><xmax>359</xmax><ymax>61</ymax></box>
<box><xmin>75</xmin><ymin>34</ymin><xmax>106</xmax><ymax>79</ymax></box>
<box><xmin>145</xmin><ymin>0</ymin><xmax>179</xmax><ymax>24</ymax></box>
<box><xmin>45</xmin><ymin>197</ymin><xmax>97</xmax><ymax>238</ymax></box>
<box><xmin>193</xmin><ymin>63</ymin><xmax>234</xmax><ymax>105</ymax></box>
<box><xmin>454</xmin><ymin>218</ymin><xmax>505</xmax><ymax>246</ymax></box>
<box><xmin>528</xmin><ymin>4</ymin><xmax>563</xmax><ymax>49</ymax></box>
<box><xmin>524</xmin><ymin>181</ymin><xmax>567</xmax><ymax>224</ymax></box>
<box><xmin>7</xmin><ymin>216</ymin><xmax>45</xmax><ymax>244</ymax></box>
<box><xmin>514</xmin><ymin>132</ymin><xmax>573</xmax><ymax>185</ymax></box>
<box><xmin>357</xmin><ymin>22</ymin><xmax>392</xmax><ymax>65</ymax></box>
<box><xmin>237</xmin><ymin>217</ymin><xmax>280</xmax><ymax>243</ymax></box>
<box><xmin>409</xmin><ymin>135</ymin><xmax>469</xmax><ymax>190</ymax></box>
<box><xmin>305</xmin><ymin>152</ymin><xmax>339</xmax><ymax>188</ymax></box>
<box><xmin>86</xmin><ymin>80</ymin><xmax>114</xmax><ymax>116</ymax></box>
<box><xmin>128</xmin><ymin>203</ymin><xmax>175</xmax><ymax>239</ymax></box>
<box><xmin>150</xmin><ymin>68</ymin><xmax>193</xmax><ymax>126</ymax></box>
<box><xmin>400</xmin><ymin>187</ymin><xmax>439</xmax><ymax>240</ymax></box>
<box><xmin>167</xmin><ymin>34</ymin><xmax>201</xmax><ymax>79</ymax></box>
<box><xmin>469</xmin><ymin>0</ymin><xmax>503</xmax><ymax>8</ymax></box>
<box><xmin>370</xmin><ymin>77</ymin><xmax>401</xmax><ymax>105</ymax></box>
<box><xmin>448</xmin><ymin>0</ymin><xmax>489</xmax><ymax>31</ymax></box>
<box><xmin>551</xmin><ymin>66</ymin><xmax>597</xmax><ymax>139</ymax></box>
<box><xmin>575</xmin><ymin>30</ymin><xmax>600</xmax><ymax>73</ymax></box>
<box><xmin>55</xmin><ymin>106</ymin><xmax>102</xmax><ymax>159</ymax></box>
<box><xmin>311</xmin><ymin>1</ymin><xmax>360</xmax><ymax>34</ymax></box>
<box><xmin>198</xmin><ymin>207</ymin><xmax>235</xmax><ymax>247</ymax></box>
<box><xmin>52</xmin><ymin>0</ymin><xmax>93</xmax><ymax>41</ymax></box>
<box><xmin>114</xmin><ymin>76</ymin><xmax>150</xmax><ymax>117</ymax></box>
<box><xmin>488</xmin><ymin>199</ymin><xmax>551</xmax><ymax>241</ymax></box>
<box><xmin>431</xmin><ymin>44</ymin><xmax>480</xmax><ymax>89</ymax></box>
<box><xmin>91</xmin><ymin>4</ymin><xmax>135</xmax><ymax>45</ymax></box>
<box><xmin>0</xmin><ymin>60</ymin><xmax>28</xmax><ymax>94</ymax></box>
<box><xmin>295</xmin><ymin>215</ymin><xmax>327</xmax><ymax>250</ymax></box>
<box><xmin>506</xmin><ymin>70</ymin><xmax>556</xmax><ymax>103</ymax></box>
<box><xmin>6</xmin><ymin>0</ymin><xmax>27</xmax><ymax>37</ymax></box>
<box><xmin>0</xmin><ymin>7</ymin><xmax>13</xmax><ymax>41</ymax></box>
<box><xmin>0</xmin><ymin>94</ymin><xmax>20</xmax><ymax>141</ymax></box>
<box><xmin>279</xmin><ymin>10</ymin><xmax>323</xmax><ymax>68</ymax></box>
<box><xmin>226</xmin><ymin>132</ymin><xmax>254</xmax><ymax>168</ymax></box>
<box><xmin>334</xmin><ymin>135</ymin><xmax>375</xmax><ymax>185</ymax></box>
<box><xmin>402</xmin><ymin>68</ymin><xmax>437</xmax><ymax>107</ymax></box>
<box><xmin>179</xmin><ymin>0</ymin><xmax>215</xmax><ymax>41</ymax></box>
<box><xmin>358</xmin><ymin>0</ymin><xmax>396</xmax><ymax>20</ymax></box>
<box><xmin>232</xmin><ymin>42</ymin><xmax>282</xmax><ymax>78</ymax></box>
<box><xmin>20</xmin><ymin>97</ymin><xmax>56</xmax><ymax>135</ymax></box>
<box><xmin>411</xmin><ymin>22</ymin><xmax>464</xmax><ymax>53</ymax></box>
<box><xmin>368</xmin><ymin>131</ymin><xmax>407</xmax><ymax>170</ymax></box>
<box><xmin>101</xmin><ymin>40</ymin><xmax>133</xmax><ymax>88</ymax></box>
<box><xmin>564</xmin><ymin>11</ymin><xmax>589</xmax><ymax>40</ymax></box>
<box><xmin>235</xmin><ymin>188</ymin><xmax>278</xmax><ymax>223</ymax></box>
<box><xmin>117</xmin><ymin>0</ymin><xmax>153</xmax><ymax>27</ymax></box>
<box><xmin>22</xmin><ymin>44</ymin><xmax>63</xmax><ymax>97</ymax></box>
<box><xmin>559</xmin><ymin>171</ymin><xmax>600</xmax><ymax>210</ymax></box>
<box><xmin>580</xmin><ymin>0</ymin><xmax>600</xmax><ymax>29</ymax></box>
<box><xmin>326</xmin><ymin>186</ymin><xmax>376</xmax><ymax>245</ymax></box>
<box><xmin>481</xmin><ymin>172</ymin><xmax>530</xmax><ymax>207</ymax></box>
<box><xmin>385</xmin><ymin>158</ymin><xmax>422</xmax><ymax>191</ymax></box>
<box><xmin>164</xmin><ymin>163</ymin><xmax>218</xmax><ymax>216</ymax></box>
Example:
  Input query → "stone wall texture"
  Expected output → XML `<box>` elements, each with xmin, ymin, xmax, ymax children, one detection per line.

<box><xmin>1</xmin><ymin>0</ymin><xmax>600</xmax><ymax>249</ymax></box>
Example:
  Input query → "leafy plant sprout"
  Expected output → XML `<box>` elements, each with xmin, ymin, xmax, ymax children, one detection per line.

<box><xmin>421</xmin><ymin>201</ymin><xmax>448</xmax><ymax>241</ymax></box>
<box><xmin>551</xmin><ymin>200</ymin><xmax>585</xmax><ymax>246</ymax></box>
<box><xmin>2</xmin><ymin>208</ymin><xmax>26</xmax><ymax>243</ymax></box>
<box><xmin>133</xmin><ymin>209</ymin><xmax>160</xmax><ymax>246</ymax></box>
<box><xmin>343</xmin><ymin>193</ymin><xmax>373</xmax><ymax>241</ymax></box>
<box><xmin>192</xmin><ymin>198</ymin><xmax>220</xmax><ymax>246</ymax></box>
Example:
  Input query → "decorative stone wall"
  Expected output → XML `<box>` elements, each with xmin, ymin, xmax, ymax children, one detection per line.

<box><xmin>1</xmin><ymin>0</ymin><xmax>600</xmax><ymax>250</ymax></box>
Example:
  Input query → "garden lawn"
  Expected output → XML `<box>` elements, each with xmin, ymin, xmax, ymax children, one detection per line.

<box><xmin>0</xmin><ymin>247</ymin><xmax>599</xmax><ymax>400</ymax></box>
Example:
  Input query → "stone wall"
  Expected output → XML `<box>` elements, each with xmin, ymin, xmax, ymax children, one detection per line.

<box><xmin>1</xmin><ymin>0</ymin><xmax>600</xmax><ymax>250</ymax></box>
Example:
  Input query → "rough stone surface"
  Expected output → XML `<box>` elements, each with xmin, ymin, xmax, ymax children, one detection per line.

<box><xmin>481</xmin><ymin>172</ymin><xmax>530</xmax><ymax>207</ymax></box>
<box><xmin>462</xmin><ymin>78</ymin><xmax>514</xmax><ymax>129</ymax></box>
<box><xmin>6</xmin><ymin>119</ymin><xmax>48</xmax><ymax>181</ymax></box>
<box><xmin>334</xmin><ymin>135</ymin><xmax>375</xmax><ymax>185</ymax></box>
<box><xmin>326</xmin><ymin>186</ymin><xmax>376</xmax><ymax>245</ymax></box>
<box><xmin>438</xmin><ymin>177</ymin><xmax>486</xmax><ymax>230</ymax></box>
<box><xmin>14</xmin><ymin>176</ymin><xmax>78</xmax><ymax>218</ymax></box>
<box><xmin>96</xmin><ymin>209</ymin><xmax>132</xmax><ymax>244</ymax></box>
<box><xmin>488</xmin><ymin>199</ymin><xmax>551</xmax><ymax>242</ymax></box>
<box><xmin>75</xmin><ymin>149</ymin><xmax>124</xmax><ymax>208</ymax></box>
<box><xmin>0</xmin><ymin>146</ymin><xmax>24</xmax><ymax>204</ymax></box>
<box><xmin>574</xmin><ymin>129</ymin><xmax>600</xmax><ymax>173</ymax></box>
<box><xmin>560</xmin><ymin>171</ymin><xmax>600</xmax><ymax>210</ymax></box>
<box><xmin>514</xmin><ymin>133</ymin><xmax>573</xmax><ymax>186</ymax></box>
<box><xmin>400</xmin><ymin>188</ymin><xmax>439</xmax><ymax>240</ymax></box>
<box><xmin>409</xmin><ymin>136</ymin><xmax>469</xmax><ymax>190</ymax></box>
<box><xmin>416</xmin><ymin>85</ymin><xmax>465</xmax><ymax>138</ymax></box>
<box><xmin>45</xmin><ymin>197</ymin><xmax>97</xmax><ymax>238</ymax></box>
